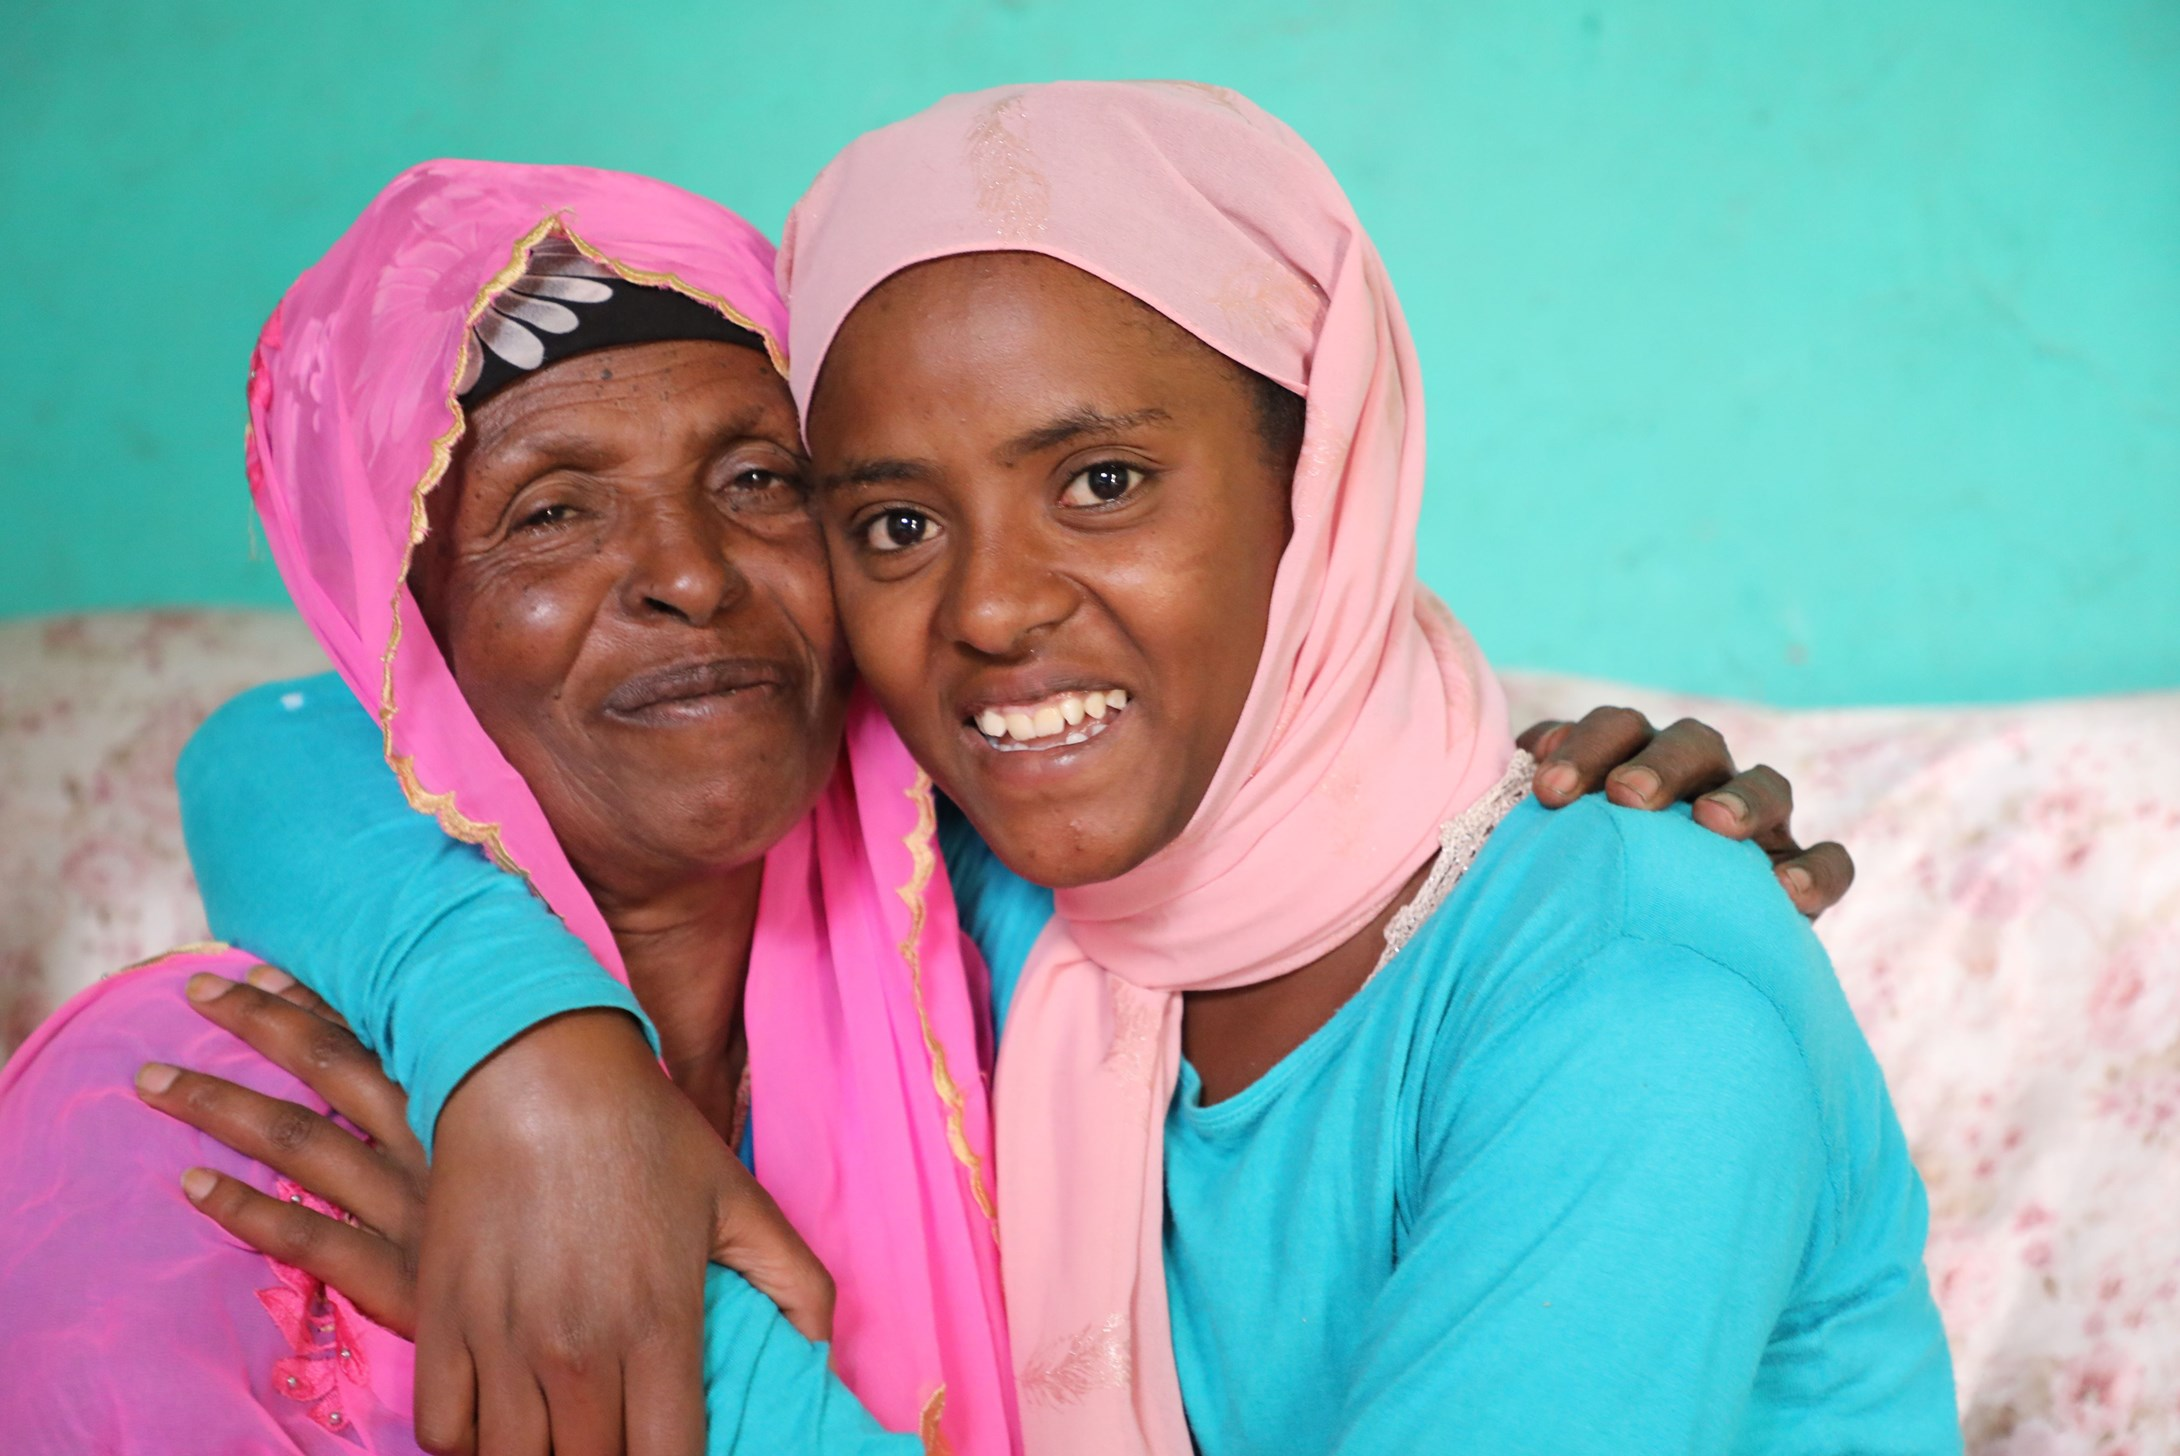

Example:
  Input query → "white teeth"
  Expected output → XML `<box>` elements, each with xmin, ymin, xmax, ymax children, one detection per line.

<box><xmin>972</xmin><ymin>688</ymin><xmax>1132</xmax><ymax>749</ymax></box>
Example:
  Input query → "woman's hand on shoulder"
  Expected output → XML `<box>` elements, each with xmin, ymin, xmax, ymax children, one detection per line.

<box><xmin>134</xmin><ymin>966</ymin><xmax>427</xmax><ymax>1335</ymax></box>
<box><xmin>1517</xmin><ymin>707</ymin><xmax>1854</xmax><ymax>918</ymax></box>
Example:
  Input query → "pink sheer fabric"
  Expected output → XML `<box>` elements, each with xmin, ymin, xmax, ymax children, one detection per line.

<box><xmin>780</xmin><ymin>83</ymin><xmax>1517</xmax><ymax>1453</ymax></box>
<box><xmin>0</xmin><ymin>950</ymin><xmax>423</xmax><ymax>1448</ymax></box>
<box><xmin>0</xmin><ymin>160</ymin><xmax>1012</xmax><ymax>1452</ymax></box>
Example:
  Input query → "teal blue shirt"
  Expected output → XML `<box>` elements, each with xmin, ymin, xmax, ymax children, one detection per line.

<box><xmin>178</xmin><ymin>674</ymin><xmax>1958</xmax><ymax>1453</ymax></box>
<box><xmin>947</xmin><ymin>792</ymin><xmax>1958</xmax><ymax>1454</ymax></box>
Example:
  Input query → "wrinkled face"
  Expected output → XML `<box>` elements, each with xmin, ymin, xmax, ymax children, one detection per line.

<box><xmin>412</xmin><ymin>337</ymin><xmax>850</xmax><ymax>902</ymax></box>
<box><xmin>807</xmin><ymin>253</ymin><xmax>1294</xmax><ymax>889</ymax></box>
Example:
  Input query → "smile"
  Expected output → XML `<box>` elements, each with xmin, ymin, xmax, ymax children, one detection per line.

<box><xmin>968</xmin><ymin>688</ymin><xmax>1131</xmax><ymax>752</ymax></box>
<box><xmin>603</xmin><ymin>658</ymin><xmax>790</xmax><ymax>719</ymax></box>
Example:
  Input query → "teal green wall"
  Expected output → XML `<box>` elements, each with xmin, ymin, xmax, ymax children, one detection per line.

<box><xmin>5</xmin><ymin>1</ymin><xmax>2175</xmax><ymax>705</ymax></box>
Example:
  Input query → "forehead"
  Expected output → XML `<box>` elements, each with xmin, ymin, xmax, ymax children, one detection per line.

<box><xmin>848</xmin><ymin>252</ymin><xmax>1194</xmax><ymax>352</ymax></box>
<box><xmin>467</xmin><ymin>338</ymin><xmax>793</xmax><ymax>451</ymax></box>
<box><xmin>814</xmin><ymin>254</ymin><xmax>1247</xmax><ymax>438</ymax></box>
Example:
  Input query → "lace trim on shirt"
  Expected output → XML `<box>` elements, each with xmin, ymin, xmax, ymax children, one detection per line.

<box><xmin>1373</xmin><ymin>752</ymin><xmax>1537</xmax><ymax>975</ymax></box>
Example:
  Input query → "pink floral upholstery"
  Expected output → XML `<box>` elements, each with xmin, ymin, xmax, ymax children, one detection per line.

<box><xmin>0</xmin><ymin>612</ymin><xmax>327</xmax><ymax>1048</ymax></box>
<box><xmin>3</xmin><ymin>612</ymin><xmax>2174</xmax><ymax>1451</ymax></box>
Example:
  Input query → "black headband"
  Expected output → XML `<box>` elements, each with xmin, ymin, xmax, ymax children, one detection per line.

<box><xmin>457</xmin><ymin>235</ymin><xmax>767</xmax><ymax>408</ymax></box>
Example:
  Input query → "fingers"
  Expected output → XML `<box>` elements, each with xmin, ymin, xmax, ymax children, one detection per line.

<box><xmin>414</xmin><ymin>1308</ymin><xmax>482</xmax><ymax>1456</ymax></box>
<box><xmin>1534</xmin><ymin>715</ymin><xmax>1851</xmax><ymax>922</ymax></box>
<box><xmin>183</xmin><ymin>973</ymin><xmax>421</xmax><ymax>1169</ymax></box>
<box><xmin>711</xmin><ymin>1168</ymin><xmax>836</xmax><ymax>1343</ymax></box>
<box><xmin>1532</xmin><ymin>706</ymin><xmax>1657</xmax><ymax>806</ymax></box>
<box><xmin>242</xmin><ymin>964</ymin><xmax>350</xmax><ymax>1029</ymax></box>
<box><xmin>1513</xmin><ymin>720</ymin><xmax>1572</xmax><ymax>758</ymax></box>
<box><xmin>623</xmin><ymin>1320</ymin><xmax>706</xmax><ymax>1456</ymax></box>
<box><xmin>536</xmin><ymin>1360</ymin><xmax>626</xmax><ymax>1456</ymax></box>
<box><xmin>1685</xmin><ymin>762</ymin><xmax>1853</xmax><ymax>918</ymax></box>
<box><xmin>1690</xmin><ymin>763</ymin><xmax>1793</xmax><ymax>842</ymax></box>
<box><xmin>473</xmin><ymin>1360</ymin><xmax>551</xmax><ymax>1456</ymax></box>
<box><xmin>137</xmin><ymin>1062</ymin><xmax>421</xmax><ymax>1245</ymax></box>
<box><xmin>1602</xmin><ymin>717</ymin><xmax>1736</xmax><ymax>811</ymax></box>
<box><xmin>180</xmin><ymin>1166</ymin><xmax>418</xmax><ymax>1335</ymax></box>
<box><xmin>1776</xmin><ymin>840</ymin><xmax>1855</xmax><ymax>919</ymax></box>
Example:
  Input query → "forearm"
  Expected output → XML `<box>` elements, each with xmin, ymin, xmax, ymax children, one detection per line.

<box><xmin>176</xmin><ymin>673</ymin><xmax>653</xmax><ymax>1147</ymax></box>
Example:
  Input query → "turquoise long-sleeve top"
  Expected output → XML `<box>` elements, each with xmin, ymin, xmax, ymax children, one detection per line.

<box><xmin>178</xmin><ymin>673</ymin><xmax>1960</xmax><ymax>1454</ymax></box>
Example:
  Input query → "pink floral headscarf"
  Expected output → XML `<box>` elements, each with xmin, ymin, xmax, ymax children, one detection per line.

<box><xmin>0</xmin><ymin>160</ymin><xmax>1013</xmax><ymax>1453</ymax></box>
<box><xmin>780</xmin><ymin>84</ymin><xmax>1518</xmax><ymax>1453</ymax></box>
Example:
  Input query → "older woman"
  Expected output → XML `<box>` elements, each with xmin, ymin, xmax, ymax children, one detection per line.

<box><xmin>0</xmin><ymin>161</ymin><xmax>1011</xmax><ymax>1453</ymax></box>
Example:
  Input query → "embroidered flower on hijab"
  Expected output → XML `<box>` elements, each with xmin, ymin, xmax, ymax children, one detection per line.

<box><xmin>455</xmin><ymin>235</ymin><xmax>618</xmax><ymax>395</ymax></box>
<box><xmin>965</xmin><ymin>93</ymin><xmax>1050</xmax><ymax>241</ymax></box>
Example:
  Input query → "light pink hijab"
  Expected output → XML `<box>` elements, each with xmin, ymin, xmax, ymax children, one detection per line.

<box><xmin>780</xmin><ymin>83</ymin><xmax>1517</xmax><ymax>1453</ymax></box>
<box><xmin>0</xmin><ymin>161</ymin><xmax>1013</xmax><ymax>1452</ymax></box>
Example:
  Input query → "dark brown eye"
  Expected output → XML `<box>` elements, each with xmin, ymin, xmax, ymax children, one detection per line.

<box><xmin>1060</xmin><ymin>461</ymin><xmax>1144</xmax><ymax>507</ymax></box>
<box><xmin>860</xmin><ymin>507</ymin><xmax>939</xmax><ymax>553</ymax></box>
<box><xmin>518</xmin><ymin>503</ymin><xmax>576</xmax><ymax>531</ymax></box>
<box><xmin>721</xmin><ymin>466</ymin><xmax>807</xmax><ymax>515</ymax></box>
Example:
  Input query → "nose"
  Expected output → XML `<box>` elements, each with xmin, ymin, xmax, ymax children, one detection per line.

<box><xmin>620</xmin><ymin>494</ymin><xmax>745</xmax><ymax>628</ymax></box>
<box><xmin>939</xmin><ymin>530</ymin><xmax>1078</xmax><ymax>659</ymax></box>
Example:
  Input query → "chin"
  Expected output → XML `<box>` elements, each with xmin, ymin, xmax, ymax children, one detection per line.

<box><xmin>675</xmin><ymin>792</ymin><xmax>816</xmax><ymax>865</ymax></box>
<box><xmin>922</xmin><ymin>700</ymin><xmax>1186</xmax><ymax>888</ymax></box>
<box><xmin>954</xmin><ymin>797</ymin><xmax>1163</xmax><ymax>891</ymax></box>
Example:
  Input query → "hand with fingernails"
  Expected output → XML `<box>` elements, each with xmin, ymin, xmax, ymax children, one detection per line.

<box><xmin>136</xmin><ymin>966</ymin><xmax>831</xmax><ymax>1456</ymax></box>
<box><xmin>1517</xmin><ymin>708</ymin><xmax>1855</xmax><ymax>918</ymax></box>
<box><xmin>135</xmin><ymin>965</ymin><xmax>427</xmax><ymax>1336</ymax></box>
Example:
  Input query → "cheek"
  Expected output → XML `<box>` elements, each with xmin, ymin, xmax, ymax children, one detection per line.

<box><xmin>768</xmin><ymin>537</ymin><xmax>846</xmax><ymax>663</ymax></box>
<box><xmin>1100</xmin><ymin>471</ymin><xmax>1284</xmax><ymax>783</ymax></box>
<box><xmin>1118</xmin><ymin>483</ymin><xmax>1278</xmax><ymax>664</ymax></box>
<box><xmin>444</xmin><ymin>558</ymin><xmax>605</xmax><ymax>743</ymax></box>
<box><xmin>829</xmin><ymin>563</ymin><xmax>928</xmax><ymax>705</ymax></box>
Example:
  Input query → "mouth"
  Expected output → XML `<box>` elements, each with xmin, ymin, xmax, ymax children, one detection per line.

<box><xmin>603</xmin><ymin>657</ymin><xmax>790</xmax><ymax>720</ymax></box>
<box><xmin>964</xmin><ymin>686</ymin><xmax>1131</xmax><ymax>753</ymax></box>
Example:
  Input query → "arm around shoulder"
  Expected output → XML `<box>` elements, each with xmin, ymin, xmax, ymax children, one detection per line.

<box><xmin>175</xmin><ymin>673</ymin><xmax>650</xmax><ymax>1147</ymax></box>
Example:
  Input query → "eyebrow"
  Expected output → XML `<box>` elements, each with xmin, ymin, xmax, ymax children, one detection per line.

<box><xmin>484</xmin><ymin>407</ymin><xmax>789</xmax><ymax>475</ymax></box>
<box><xmin>816</xmin><ymin>405</ymin><xmax>1174</xmax><ymax>495</ymax></box>
<box><xmin>1000</xmin><ymin>405</ymin><xmax>1172</xmax><ymax>462</ymax></box>
<box><xmin>481</xmin><ymin>429</ymin><xmax>624</xmax><ymax>475</ymax></box>
<box><xmin>817</xmin><ymin>456</ymin><xmax>937</xmax><ymax>495</ymax></box>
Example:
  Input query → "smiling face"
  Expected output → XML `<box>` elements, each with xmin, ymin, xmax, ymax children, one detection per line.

<box><xmin>806</xmin><ymin>252</ymin><xmax>1300</xmax><ymax>889</ymax></box>
<box><xmin>411</xmin><ymin>336</ymin><xmax>851</xmax><ymax>904</ymax></box>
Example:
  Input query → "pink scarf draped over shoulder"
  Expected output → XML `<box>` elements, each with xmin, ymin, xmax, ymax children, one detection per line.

<box><xmin>0</xmin><ymin>161</ymin><xmax>1013</xmax><ymax>1454</ymax></box>
<box><xmin>780</xmin><ymin>83</ymin><xmax>1516</xmax><ymax>1455</ymax></box>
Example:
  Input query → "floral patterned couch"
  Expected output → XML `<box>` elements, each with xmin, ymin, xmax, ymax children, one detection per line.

<box><xmin>4</xmin><ymin>609</ymin><xmax>2176</xmax><ymax>1453</ymax></box>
